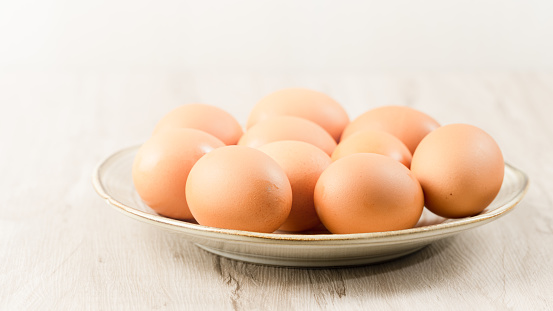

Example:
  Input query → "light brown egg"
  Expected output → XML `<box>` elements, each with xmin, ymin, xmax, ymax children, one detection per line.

<box><xmin>341</xmin><ymin>106</ymin><xmax>440</xmax><ymax>154</ymax></box>
<box><xmin>411</xmin><ymin>123</ymin><xmax>504</xmax><ymax>218</ymax></box>
<box><xmin>258</xmin><ymin>141</ymin><xmax>332</xmax><ymax>232</ymax></box>
<box><xmin>132</xmin><ymin>128</ymin><xmax>225</xmax><ymax>220</ymax></box>
<box><xmin>246</xmin><ymin>88</ymin><xmax>350</xmax><ymax>141</ymax></box>
<box><xmin>238</xmin><ymin>116</ymin><xmax>337</xmax><ymax>155</ymax></box>
<box><xmin>314</xmin><ymin>153</ymin><xmax>424</xmax><ymax>234</ymax></box>
<box><xmin>186</xmin><ymin>145</ymin><xmax>293</xmax><ymax>233</ymax></box>
<box><xmin>331</xmin><ymin>130</ymin><xmax>412</xmax><ymax>167</ymax></box>
<box><xmin>153</xmin><ymin>103</ymin><xmax>243</xmax><ymax>145</ymax></box>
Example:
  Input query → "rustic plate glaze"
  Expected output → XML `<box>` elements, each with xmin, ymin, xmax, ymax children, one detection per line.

<box><xmin>92</xmin><ymin>146</ymin><xmax>529</xmax><ymax>267</ymax></box>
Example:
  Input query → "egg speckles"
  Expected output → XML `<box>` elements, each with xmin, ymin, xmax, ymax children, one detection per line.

<box><xmin>258</xmin><ymin>141</ymin><xmax>331</xmax><ymax>232</ymax></box>
<box><xmin>411</xmin><ymin>124</ymin><xmax>504</xmax><ymax>218</ymax></box>
<box><xmin>186</xmin><ymin>145</ymin><xmax>293</xmax><ymax>233</ymax></box>
<box><xmin>314</xmin><ymin>153</ymin><xmax>424</xmax><ymax>234</ymax></box>
<box><xmin>132</xmin><ymin>89</ymin><xmax>508</xmax><ymax>235</ymax></box>
<box><xmin>132</xmin><ymin>128</ymin><xmax>225</xmax><ymax>220</ymax></box>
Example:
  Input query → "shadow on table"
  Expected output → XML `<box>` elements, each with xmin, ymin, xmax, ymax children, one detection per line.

<box><xmin>193</xmin><ymin>236</ymin><xmax>467</xmax><ymax>297</ymax></box>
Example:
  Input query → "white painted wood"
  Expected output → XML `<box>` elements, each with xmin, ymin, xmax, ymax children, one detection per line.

<box><xmin>1</xmin><ymin>71</ymin><xmax>551</xmax><ymax>310</ymax></box>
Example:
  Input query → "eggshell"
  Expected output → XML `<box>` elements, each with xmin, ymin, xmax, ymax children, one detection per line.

<box><xmin>331</xmin><ymin>130</ymin><xmax>412</xmax><ymax>167</ymax></box>
<box><xmin>153</xmin><ymin>103</ymin><xmax>243</xmax><ymax>145</ymax></box>
<box><xmin>258</xmin><ymin>141</ymin><xmax>332</xmax><ymax>232</ymax></box>
<box><xmin>314</xmin><ymin>153</ymin><xmax>424</xmax><ymax>234</ymax></box>
<box><xmin>132</xmin><ymin>128</ymin><xmax>225</xmax><ymax>220</ymax></box>
<box><xmin>238</xmin><ymin>116</ymin><xmax>337</xmax><ymax>155</ymax></box>
<box><xmin>186</xmin><ymin>145</ymin><xmax>293</xmax><ymax>233</ymax></box>
<box><xmin>246</xmin><ymin>88</ymin><xmax>350</xmax><ymax>141</ymax></box>
<box><xmin>411</xmin><ymin>123</ymin><xmax>504</xmax><ymax>218</ymax></box>
<box><xmin>341</xmin><ymin>106</ymin><xmax>440</xmax><ymax>154</ymax></box>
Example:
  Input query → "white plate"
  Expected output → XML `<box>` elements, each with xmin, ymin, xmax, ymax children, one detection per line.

<box><xmin>92</xmin><ymin>146</ymin><xmax>529</xmax><ymax>267</ymax></box>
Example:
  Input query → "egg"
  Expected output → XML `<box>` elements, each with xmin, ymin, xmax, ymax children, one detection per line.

<box><xmin>132</xmin><ymin>128</ymin><xmax>225</xmax><ymax>220</ymax></box>
<box><xmin>238</xmin><ymin>116</ymin><xmax>337</xmax><ymax>155</ymax></box>
<box><xmin>153</xmin><ymin>103</ymin><xmax>243</xmax><ymax>145</ymax></box>
<box><xmin>341</xmin><ymin>106</ymin><xmax>440</xmax><ymax>154</ymax></box>
<box><xmin>258</xmin><ymin>141</ymin><xmax>332</xmax><ymax>232</ymax></box>
<box><xmin>246</xmin><ymin>88</ymin><xmax>350</xmax><ymax>141</ymax></box>
<box><xmin>314</xmin><ymin>153</ymin><xmax>424</xmax><ymax>234</ymax></box>
<box><xmin>411</xmin><ymin>123</ymin><xmax>504</xmax><ymax>218</ymax></box>
<box><xmin>331</xmin><ymin>130</ymin><xmax>412</xmax><ymax>167</ymax></box>
<box><xmin>185</xmin><ymin>145</ymin><xmax>293</xmax><ymax>233</ymax></box>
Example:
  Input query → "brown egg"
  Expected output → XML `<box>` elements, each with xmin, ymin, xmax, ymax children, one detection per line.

<box><xmin>238</xmin><ymin>116</ymin><xmax>337</xmax><ymax>155</ymax></box>
<box><xmin>246</xmin><ymin>88</ymin><xmax>350</xmax><ymax>141</ymax></box>
<box><xmin>331</xmin><ymin>130</ymin><xmax>412</xmax><ymax>167</ymax></box>
<box><xmin>258</xmin><ymin>141</ymin><xmax>332</xmax><ymax>232</ymax></box>
<box><xmin>153</xmin><ymin>103</ymin><xmax>243</xmax><ymax>145</ymax></box>
<box><xmin>341</xmin><ymin>106</ymin><xmax>440</xmax><ymax>154</ymax></box>
<box><xmin>314</xmin><ymin>153</ymin><xmax>424</xmax><ymax>234</ymax></box>
<box><xmin>411</xmin><ymin>123</ymin><xmax>504</xmax><ymax>218</ymax></box>
<box><xmin>132</xmin><ymin>128</ymin><xmax>225</xmax><ymax>220</ymax></box>
<box><xmin>186</xmin><ymin>145</ymin><xmax>292</xmax><ymax>233</ymax></box>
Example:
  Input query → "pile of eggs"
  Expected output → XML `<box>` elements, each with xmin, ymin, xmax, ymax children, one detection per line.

<box><xmin>132</xmin><ymin>88</ymin><xmax>505</xmax><ymax>234</ymax></box>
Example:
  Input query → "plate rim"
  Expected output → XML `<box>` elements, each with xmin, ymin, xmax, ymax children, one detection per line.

<box><xmin>92</xmin><ymin>145</ymin><xmax>530</xmax><ymax>244</ymax></box>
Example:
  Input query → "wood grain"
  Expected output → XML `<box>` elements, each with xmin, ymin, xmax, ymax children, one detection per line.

<box><xmin>0</xmin><ymin>71</ymin><xmax>551</xmax><ymax>310</ymax></box>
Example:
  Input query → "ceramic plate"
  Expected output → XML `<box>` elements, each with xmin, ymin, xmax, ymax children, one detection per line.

<box><xmin>92</xmin><ymin>146</ymin><xmax>529</xmax><ymax>267</ymax></box>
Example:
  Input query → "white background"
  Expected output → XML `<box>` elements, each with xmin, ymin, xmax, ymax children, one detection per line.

<box><xmin>1</xmin><ymin>0</ymin><xmax>553</xmax><ymax>72</ymax></box>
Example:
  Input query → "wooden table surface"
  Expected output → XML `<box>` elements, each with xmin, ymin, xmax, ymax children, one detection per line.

<box><xmin>1</xmin><ymin>71</ymin><xmax>552</xmax><ymax>310</ymax></box>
